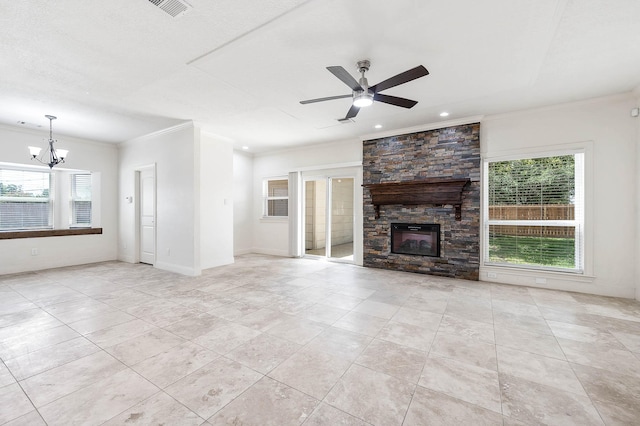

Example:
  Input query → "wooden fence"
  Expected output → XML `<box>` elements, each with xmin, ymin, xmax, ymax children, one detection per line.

<box><xmin>489</xmin><ymin>205</ymin><xmax>575</xmax><ymax>238</ymax></box>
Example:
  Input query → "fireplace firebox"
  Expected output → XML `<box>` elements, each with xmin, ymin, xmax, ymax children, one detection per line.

<box><xmin>391</xmin><ymin>223</ymin><xmax>440</xmax><ymax>257</ymax></box>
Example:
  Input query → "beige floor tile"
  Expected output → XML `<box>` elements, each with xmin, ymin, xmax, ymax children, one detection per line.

<box><xmin>265</xmin><ymin>317</ymin><xmax>326</xmax><ymax>345</ymax></box>
<box><xmin>163</xmin><ymin>313</ymin><xmax>224</xmax><ymax>340</ymax></box>
<box><xmin>303</xmin><ymin>403</ymin><xmax>369</xmax><ymax>426</ymax></box>
<box><xmin>390</xmin><ymin>306</ymin><xmax>442</xmax><ymax>331</ymax></box>
<box><xmin>103</xmin><ymin>391</ymin><xmax>203</xmax><ymax>425</ymax></box>
<box><xmin>0</xmin><ymin>361</ymin><xmax>16</xmax><ymax>387</ymax></box>
<box><xmin>317</xmin><ymin>293</ymin><xmax>363</xmax><ymax>310</ymax></box>
<box><xmin>378</xmin><ymin>321</ymin><xmax>436</xmax><ymax>351</ymax></box>
<box><xmin>132</xmin><ymin>342</ymin><xmax>219</xmax><ymax>388</ymax></box>
<box><xmin>548</xmin><ymin>320</ymin><xmax>626</xmax><ymax>348</ymax></box>
<box><xmin>419</xmin><ymin>356</ymin><xmax>501</xmax><ymax>413</ymax></box>
<box><xmin>493</xmin><ymin>310</ymin><xmax>552</xmax><ymax>335</ymax></box>
<box><xmin>571</xmin><ymin>362</ymin><xmax>640</xmax><ymax>424</ymax></box>
<box><xmin>208</xmin><ymin>376</ymin><xmax>318</xmax><ymax>425</ymax></box>
<box><xmin>333</xmin><ymin>311</ymin><xmax>388</xmax><ymax>336</ymax></box>
<box><xmin>500</xmin><ymin>373</ymin><xmax>603</xmax><ymax>425</ymax></box>
<box><xmin>304</xmin><ymin>327</ymin><xmax>372</xmax><ymax>361</ymax></box>
<box><xmin>430</xmin><ymin>332</ymin><xmax>497</xmax><ymax>370</ymax></box>
<box><xmin>0</xmin><ymin>383</ymin><xmax>35</xmax><ymax>424</ymax></box>
<box><xmin>496</xmin><ymin>346</ymin><xmax>586</xmax><ymax>395</ymax></box>
<box><xmin>67</xmin><ymin>310</ymin><xmax>136</xmax><ymax>335</ymax></box>
<box><xmin>300</xmin><ymin>304</ymin><xmax>349</xmax><ymax>325</ymax></box>
<box><xmin>2</xmin><ymin>410</ymin><xmax>47</xmax><ymax>426</ymax></box>
<box><xmin>207</xmin><ymin>301</ymin><xmax>261</xmax><ymax>321</ymax></box>
<box><xmin>437</xmin><ymin>314</ymin><xmax>495</xmax><ymax>343</ymax></box>
<box><xmin>20</xmin><ymin>351</ymin><xmax>125</xmax><ymax>407</ymax></box>
<box><xmin>38</xmin><ymin>368</ymin><xmax>158</xmax><ymax>426</ymax></box>
<box><xmin>267</xmin><ymin>296</ymin><xmax>316</xmax><ymax>315</ymax></box>
<box><xmin>356</xmin><ymin>338</ymin><xmax>426</xmax><ymax>383</ymax></box>
<box><xmin>352</xmin><ymin>299</ymin><xmax>399</xmax><ymax>319</ymax></box>
<box><xmin>444</xmin><ymin>297</ymin><xmax>494</xmax><ymax>324</ymax></box>
<box><xmin>404</xmin><ymin>386</ymin><xmax>503</xmax><ymax>426</ymax></box>
<box><xmin>227</xmin><ymin>333</ymin><xmax>302</xmax><ymax>374</ymax></box>
<box><xmin>44</xmin><ymin>298</ymin><xmax>116</xmax><ymax>323</ymax></box>
<box><xmin>165</xmin><ymin>357</ymin><xmax>262</xmax><ymax>419</ymax></box>
<box><xmin>325</xmin><ymin>364</ymin><xmax>414</xmax><ymax>426</ymax></box>
<box><xmin>236</xmin><ymin>308</ymin><xmax>293</xmax><ymax>331</ymax></box>
<box><xmin>403</xmin><ymin>293</ymin><xmax>449</xmax><ymax>314</ymax></box>
<box><xmin>557</xmin><ymin>337</ymin><xmax>640</xmax><ymax>377</ymax></box>
<box><xmin>85</xmin><ymin>318</ymin><xmax>158</xmax><ymax>348</ymax></box>
<box><xmin>105</xmin><ymin>328</ymin><xmax>185</xmax><ymax>365</ymax></box>
<box><xmin>5</xmin><ymin>336</ymin><xmax>99</xmax><ymax>380</ymax></box>
<box><xmin>0</xmin><ymin>311</ymin><xmax>63</xmax><ymax>341</ymax></box>
<box><xmin>193</xmin><ymin>321</ymin><xmax>262</xmax><ymax>354</ymax></box>
<box><xmin>141</xmin><ymin>305</ymin><xmax>201</xmax><ymax>328</ymax></box>
<box><xmin>610</xmin><ymin>330</ymin><xmax>640</xmax><ymax>352</ymax></box>
<box><xmin>494</xmin><ymin>326</ymin><xmax>566</xmax><ymax>359</ymax></box>
<box><xmin>268</xmin><ymin>347</ymin><xmax>352</xmax><ymax>399</ymax></box>
<box><xmin>0</xmin><ymin>325</ymin><xmax>80</xmax><ymax>360</ymax></box>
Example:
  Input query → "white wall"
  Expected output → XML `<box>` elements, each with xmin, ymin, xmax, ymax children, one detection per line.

<box><xmin>0</xmin><ymin>124</ymin><xmax>118</xmax><ymax>274</ymax></box>
<box><xmin>233</xmin><ymin>151</ymin><xmax>253</xmax><ymax>255</ymax></box>
<box><xmin>199</xmin><ymin>131</ymin><xmax>234</xmax><ymax>269</ymax></box>
<box><xmin>481</xmin><ymin>94</ymin><xmax>638</xmax><ymax>298</ymax></box>
<box><xmin>252</xmin><ymin>139</ymin><xmax>363</xmax><ymax>261</ymax></box>
<box><xmin>118</xmin><ymin>123</ymin><xmax>199</xmax><ymax>275</ymax></box>
<box><xmin>635</xmin><ymin>89</ymin><xmax>640</xmax><ymax>301</ymax></box>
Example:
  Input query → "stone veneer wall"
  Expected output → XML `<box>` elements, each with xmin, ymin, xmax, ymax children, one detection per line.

<box><xmin>363</xmin><ymin>123</ymin><xmax>481</xmax><ymax>280</ymax></box>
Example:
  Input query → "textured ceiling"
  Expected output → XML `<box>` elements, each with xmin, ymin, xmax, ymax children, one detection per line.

<box><xmin>0</xmin><ymin>0</ymin><xmax>639</xmax><ymax>151</ymax></box>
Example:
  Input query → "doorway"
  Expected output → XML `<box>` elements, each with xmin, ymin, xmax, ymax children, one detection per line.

<box><xmin>304</xmin><ymin>177</ymin><xmax>355</xmax><ymax>261</ymax></box>
<box><xmin>138</xmin><ymin>166</ymin><xmax>156</xmax><ymax>265</ymax></box>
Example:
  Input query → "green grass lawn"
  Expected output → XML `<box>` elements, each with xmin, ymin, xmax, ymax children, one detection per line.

<box><xmin>489</xmin><ymin>235</ymin><xmax>575</xmax><ymax>268</ymax></box>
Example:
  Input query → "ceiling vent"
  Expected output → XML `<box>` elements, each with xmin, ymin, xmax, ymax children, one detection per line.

<box><xmin>148</xmin><ymin>0</ymin><xmax>192</xmax><ymax>18</ymax></box>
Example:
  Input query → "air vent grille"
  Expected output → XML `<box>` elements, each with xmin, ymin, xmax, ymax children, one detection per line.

<box><xmin>148</xmin><ymin>0</ymin><xmax>192</xmax><ymax>18</ymax></box>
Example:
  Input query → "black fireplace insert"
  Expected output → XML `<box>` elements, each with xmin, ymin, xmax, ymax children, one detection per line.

<box><xmin>391</xmin><ymin>223</ymin><xmax>440</xmax><ymax>257</ymax></box>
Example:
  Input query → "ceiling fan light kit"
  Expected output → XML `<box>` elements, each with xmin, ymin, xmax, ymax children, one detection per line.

<box><xmin>300</xmin><ymin>60</ymin><xmax>429</xmax><ymax>120</ymax></box>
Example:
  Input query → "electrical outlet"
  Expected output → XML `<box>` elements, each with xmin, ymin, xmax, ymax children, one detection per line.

<box><xmin>487</xmin><ymin>272</ymin><xmax>497</xmax><ymax>279</ymax></box>
<box><xmin>31</xmin><ymin>248</ymin><xmax>38</xmax><ymax>256</ymax></box>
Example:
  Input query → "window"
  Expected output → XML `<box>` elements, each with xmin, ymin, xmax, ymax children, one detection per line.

<box><xmin>264</xmin><ymin>178</ymin><xmax>288</xmax><ymax>217</ymax></box>
<box><xmin>71</xmin><ymin>174</ymin><xmax>91</xmax><ymax>227</ymax></box>
<box><xmin>0</xmin><ymin>168</ymin><xmax>52</xmax><ymax>230</ymax></box>
<box><xmin>484</xmin><ymin>152</ymin><xmax>584</xmax><ymax>272</ymax></box>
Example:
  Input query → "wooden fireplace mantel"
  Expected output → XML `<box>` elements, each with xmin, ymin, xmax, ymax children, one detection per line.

<box><xmin>363</xmin><ymin>178</ymin><xmax>470</xmax><ymax>220</ymax></box>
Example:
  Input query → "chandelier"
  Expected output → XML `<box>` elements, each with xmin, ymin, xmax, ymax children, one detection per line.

<box><xmin>28</xmin><ymin>115</ymin><xmax>68</xmax><ymax>169</ymax></box>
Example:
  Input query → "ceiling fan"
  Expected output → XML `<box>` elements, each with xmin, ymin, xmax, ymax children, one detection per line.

<box><xmin>300</xmin><ymin>60</ymin><xmax>429</xmax><ymax>120</ymax></box>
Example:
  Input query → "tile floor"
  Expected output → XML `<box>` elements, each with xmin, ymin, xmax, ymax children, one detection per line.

<box><xmin>1</xmin><ymin>254</ymin><xmax>639</xmax><ymax>425</ymax></box>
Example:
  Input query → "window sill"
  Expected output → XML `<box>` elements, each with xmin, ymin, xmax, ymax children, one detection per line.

<box><xmin>0</xmin><ymin>228</ymin><xmax>103</xmax><ymax>240</ymax></box>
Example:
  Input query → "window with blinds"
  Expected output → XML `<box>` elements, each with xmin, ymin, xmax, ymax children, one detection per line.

<box><xmin>71</xmin><ymin>174</ymin><xmax>92</xmax><ymax>227</ymax></box>
<box><xmin>0</xmin><ymin>169</ymin><xmax>52</xmax><ymax>230</ymax></box>
<box><xmin>484</xmin><ymin>153</ymin><xmax>584</xmax><ymax>272</ymax></box>
<box><xmin>264</xmin><ymin>178</ymin><xmax>288</xmax><ymax>217</ymax></box>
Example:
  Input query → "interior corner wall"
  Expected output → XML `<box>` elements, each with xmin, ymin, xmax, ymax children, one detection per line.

<box><xmin>118</xmin><ymin>123</ymin><xmax>199</xmax><ymax>276</ymax></box>
<box><xmin>0</xmin><ymin>124</ymin><xmax>118</xmax><ymax>275</ymax></box>
<box><xmin>199</xmin><ymin>132</ymin><xmax>234</xmax><ymax>269</ymax></box>
<box><xmin>233</xmin><ymin>151</ymin><xmax>253</xmax><ymax>255</ymax></box>
<box><xmin>252</xmin><ymin>139</ymin><xmax>362</xmax><ymax>258</ymax></box>
<box><xmin>481</xmin><ymin>94</ymin><xmax>638</xmax><ymax>298</ymax></box>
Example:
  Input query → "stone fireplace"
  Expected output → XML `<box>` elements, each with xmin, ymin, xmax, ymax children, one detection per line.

<box><xmin>363</xmin><ymin>123</ymin><xmax>480</xmax><ymax>280</ymax></box>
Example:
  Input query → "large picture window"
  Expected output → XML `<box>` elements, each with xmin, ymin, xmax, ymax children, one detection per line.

<box><xmin>264</xmin><ymin>178</ymin><xmax>288</xmax><ymax>217</ymax></box>
<box><xmin>0</xmin><ymin>168</ymin><xmax>52</xmax><ymax>231</ymax></box>
<box><xmin>484</xmin><ymin>152</ymin><xmax>584</xmax><ymax>272</ymax></box>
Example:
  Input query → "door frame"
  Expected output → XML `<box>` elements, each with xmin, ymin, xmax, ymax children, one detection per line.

<box><xmin>301</xmin><ymin>170</ymin><xmax>358</xmax><ymax>264</ymax></box>
<box><xmin>134</xmin><ymin>164</ymin><xmax>156</xmax><ymax>265</ymax></box>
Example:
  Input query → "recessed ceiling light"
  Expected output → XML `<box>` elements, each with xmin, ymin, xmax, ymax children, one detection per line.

<box><xmin>440</xmin><ymin>112</ymin><xmax>449</xmax><ymax>117</ymax></box>
<box><xmin>374</xmin><ymin>124</ymin><xmax>382</xmax><ymax>129</ymax></box>
<box><xmin>242</xmin><ymin>146</ymin><xmax>249</xmax><ymax>150</ymax></box>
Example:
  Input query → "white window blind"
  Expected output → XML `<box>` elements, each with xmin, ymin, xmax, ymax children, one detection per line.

<box><xmin>71</xmin><ymin>174</ymin><xmax>92</xmax><ymax>227</ymax></box>
<box><xmin>0</xmin><ymin>169</ymin><xmax>52</xmax><ymax>230</ymax></box>
<box><xmin>264</xmin><ymin>178</ymin><xmax>288</xmax><ymax>217</ymax></box>
<box><xmin>485</xmin><ymin>153</ymin><xmax>584</xmax><ymax>272</ymax></box>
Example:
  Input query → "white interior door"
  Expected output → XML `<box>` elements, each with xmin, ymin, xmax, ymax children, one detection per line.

<box><xmin>139</xmin><ymin>168</ymin><xmax>155</xmax><ymax>265</ymax></box>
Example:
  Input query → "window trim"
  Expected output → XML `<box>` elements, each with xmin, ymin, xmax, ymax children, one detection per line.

<box><xmin>263</xmin><ymin>177</ymin><xmax>289</xmax><ymax>218</ymax></box>
<box><xmin>482</xmin><ymin>149</ymin><xmax>585</xmax><ymax>274</ymax></box>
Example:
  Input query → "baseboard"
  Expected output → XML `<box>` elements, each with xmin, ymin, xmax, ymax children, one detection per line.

<box><xmin>250</xmin><ymin>247</ymin><xmax>290</xmax><ymax>257</ymax></box>
<box><xmin>154</xmin><ymin>261</ymin><xmax>200</xmax><ymax>276</ymax></box>
<box><xmin>201</xmin><ymin>257</ymin><xmax>235</xmax><ymax>270</ymax></box>
<box><xmin>233</xmin><ymin>248</ymin><xmax>253</xmax><ymax>256</ymax></box>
